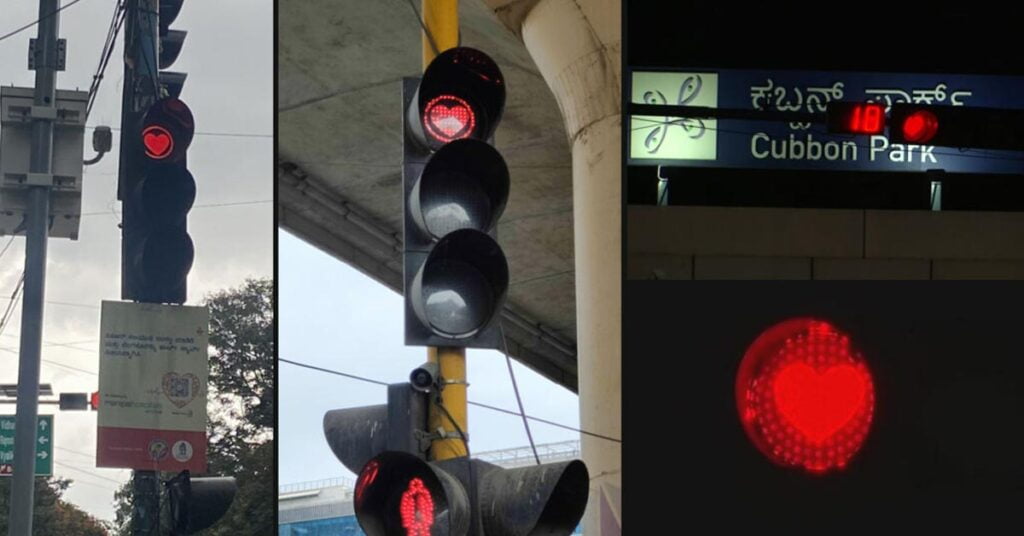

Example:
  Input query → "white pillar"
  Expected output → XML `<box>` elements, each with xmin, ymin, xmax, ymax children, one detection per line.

<box><xmin>514</xmin><ymin>0</ymin><xmax>621</xmax><ymax>532</ymax></box>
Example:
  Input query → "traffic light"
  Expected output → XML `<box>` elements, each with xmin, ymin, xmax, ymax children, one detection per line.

<box><xmin>403</xmin><ymin>47</ymin><xmax>510</xmax><ymax>348</ymax></box>
<box><xmin>736</xmin><ymin>318</ymin><xmax>874</xmax><ymax>474</ymax></box>
<box><xmin>325</xmin><ymin>379</ymin><xmax>590</xmax><ymax>536</ymax></box>
<box><xmin>165</xmin><ymin>471</ymin><xmax>237</xmax><ymax>535</ymax></box>
<box><xmin>157</xmin><ymin>0</ymin><xmax>188</xmax><ymax>98</ymax></box>
<box><xmin>889</xmin><ymin>103</ymin><xmax>1024</xmax><ymax>151</ymax></box>
<box><xmin>123</xmin><ymin>96</ymin><xmax>196</xmax><ymax>304</ymax></box>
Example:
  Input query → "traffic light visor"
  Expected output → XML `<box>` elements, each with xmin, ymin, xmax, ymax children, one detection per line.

<box><xmin>411</xmin><ymin>138</ymin><xmax>509</xmax><ymax>239</ymax></box>
<box><xmin>141</xmin><ymin>97</ymin><xmax>195</xmax><ymax>162</ymax></box>
<box><xmin>408</xmin><ymin>47</ymin><xmax>505</xmax><ymax>150</ymax></box>
<box><xmin>410</xmin><ymin>230</ymin><xmax>509</xmax><ymax>339</ymax></box>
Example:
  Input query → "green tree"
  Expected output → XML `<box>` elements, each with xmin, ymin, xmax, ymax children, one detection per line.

<box><xmin>0</xmin><ymin>477</ymin><xmax>110</xmax><ymax>535</ymax></box>
<box><xmin>110</xmin><ymin>278</ymin><xmax>274</xmax><ymax>535</ymax></box>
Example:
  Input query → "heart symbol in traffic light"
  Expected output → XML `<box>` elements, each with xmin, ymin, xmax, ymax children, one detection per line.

<box><xmin>143</xmin><ymin>125</ymin><xmax>174</xmax><ymax>160</ymax></box>
<box><xmin>773</xmin><ymin>362</ymin><xmax>869</xmax><ymax>443</ymax></box>
<box><xmin>737</xmin><ymin>318</ymin><xmax>874</xmax><ymax>473</ymax></box>
<box><xmin>424</xmin><ymin>95</ymin><xmax>476</xmax><ymax>143</ymax></box>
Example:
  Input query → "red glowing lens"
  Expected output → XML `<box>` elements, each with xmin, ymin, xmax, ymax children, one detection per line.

<box><xmin>736</xmin><ymin>319</ymin><xmax>874</xmax><ymax>474</ymax></box>
<box><xmin>399</xmin><ymin>477</ymin><xmax>434</xmax><ymax>536</ymax></box>
<box><xmin>142</xmin><ymin>125</ymin><xmax>174</xmax><ymax>159</ymax></box>
<box><xmin>354</xmin><ymin>459</ymin><xmax>379</xmax><ymax>507</ymax></box>
<box><xmin>901</xmin><ymin>110</ymin><xmax>939</xmax><ymax>144</ymax></box>
<box><xmin>423</xmin><ymin>94</ymin><xmax>476</xmax><ymax>143</ymax></box>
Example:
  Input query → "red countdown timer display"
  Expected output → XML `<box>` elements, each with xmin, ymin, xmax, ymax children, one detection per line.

<box><xmin>826</xmin><ymin>102</ymin><xmax>886</xmax><ymax>135</ymax></box>
<box><xmin>423</xmin><ymin>94</ymin><xmax>477</xmax><ymax>144</ymax></box>
<box><xmin>736</xmin><ymin>318</ymin><xmax>875</xmax><ymax>474</ymax></box>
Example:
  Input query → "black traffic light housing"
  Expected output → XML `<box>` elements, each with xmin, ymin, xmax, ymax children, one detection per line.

<box><xmin>166</xmin><ymin>471</ymin><xmax>238</xmax><ymax>535</ymax></box>
<box><xmin>889</xmin><ymin>103</ymin><xmax>1024</xmax><ymax>151</ymax></box>
<box><xmin>123</xmin><ymin>97</ymin><xmax>196</xmax><ymax>304</ymax></box>
<box><xmin>403</xmin><ymin>47</ymin><xmax>511</xmax><ymax>349</ymax></box>
<box><xmin>324</xmin><ymin>379</ymin><xmax>590</xmax><ymax>536</ymax></box>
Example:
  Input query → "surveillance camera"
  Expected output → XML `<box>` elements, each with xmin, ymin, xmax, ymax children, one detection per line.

<box><xmin>410</xmin><ymin>362</ymin><xmax>440</xmax><ymax>393</ymax></box>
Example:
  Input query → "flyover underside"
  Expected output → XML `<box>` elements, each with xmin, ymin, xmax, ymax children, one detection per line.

<box><xmin>278</xmin><ymin>160</ymin><xmax>579</xmax><ymax>391</ymax></box>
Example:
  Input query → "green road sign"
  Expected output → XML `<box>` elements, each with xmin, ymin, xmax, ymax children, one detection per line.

<box><xmin>0</xmin><ymin>415</ymin><xmax>54</xmax><ymax>476</ymax></box>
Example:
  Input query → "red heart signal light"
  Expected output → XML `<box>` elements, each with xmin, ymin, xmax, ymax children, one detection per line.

<box><xmin>423</xmin><ymin>94</ymin><xmax>476</xmax><ymax>143</ymax></box>
<box><xmin>142</xmin><ymin>125</ymin><xmax>174</xmax><ymax>160</ymax></box>
<box><xmin>737</xmin><ymin>318</ymin><xmax>874</xmax><ymax>474</ymax></box>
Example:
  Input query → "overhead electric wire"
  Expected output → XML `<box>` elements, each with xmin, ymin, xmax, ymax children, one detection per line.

<box><xmin>85</xmin><ymin>0</ymin><xmax>126</xmax><ymax>120</ymax></box>
<box><xmin>0</xmin><ymin>0</ymin><xmax>90</xmax><ymax>44</ymax></box>
<box><xmin>78</xmin><ymin>199</ymin><xmax>273</xmax><ymax>217</ymax></box>
<box><xmin>85</xmin><ymin>126</ymin><xmax>274</xmax><ymax>139</ymax></box>
<box><xmin>53</xmin><ymin>460</ymin><xmax>125</xmax><ymax>485</ymax></box>
<box><xmin>279</xmin><ymin>357</ymin><xmax>623</xmax><ymax>443</ymax></box>
<box><xmin>0</xmin><ymin>273</ymin><xmax>26</xmax><ymax>339</ymax></box>
<box><xmin>499</xmin><ymin>323</ymin><xmax>541</xmax><ymax>465</ymax></box>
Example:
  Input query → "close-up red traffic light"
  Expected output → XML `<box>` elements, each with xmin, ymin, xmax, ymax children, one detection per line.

<box><xmin>737</xmin><ymin>318</ymin><xmax>874</xmax><ymax>474</ymax></box>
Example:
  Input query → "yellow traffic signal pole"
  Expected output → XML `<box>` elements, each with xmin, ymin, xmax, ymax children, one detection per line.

<box><xmin>422</xmin><ymin>0</ymin><xmax>468</xmax><ymax>462</ymax></box>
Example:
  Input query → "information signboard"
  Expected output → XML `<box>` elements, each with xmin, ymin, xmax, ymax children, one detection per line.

<box><xmin>96</xmin><ymin>301</ymin><xmax>209</xmax><ymax>472</ymax></box>
<box><xmin>629</xmin><ymin>68</ymin><xmax>1024</xmax><ymax>174</ymax></box>
<box><xmin>0</xmin><ymin>415</ymin><xmax>53</xmax><ymax>476</ymax></box>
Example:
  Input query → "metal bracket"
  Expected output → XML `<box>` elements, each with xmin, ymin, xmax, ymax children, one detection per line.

<box><xmin>432</xmin><ymin>427</ymin><xmax>469</xmax><ymax>443</ymax></box>
<box><xmin>25</xmin><ymin>173</ymin><xmax>54</xmax><ymax>187</ymax></box>
<box><xmin>413</xmin><ymin>430</ymin><xmax>434</xmax><ymax>454</ymax></box>
<box><xmin>28</xmin><ymin>39</ymin><xmax>66</xmax><ymax>71</ymax></box>
<box><xmin>440</xmin><ymin>378</ymin><xmax>469</xmax><ymax>387</ymax></box>
<box><xmin>30</xmin><ymin>106</ymin><xmax>57</xmax><ymax>120</ymax></box>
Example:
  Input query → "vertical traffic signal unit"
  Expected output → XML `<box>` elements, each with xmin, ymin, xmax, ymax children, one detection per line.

<box><xmin>324</xmin><ymin>378</ymin><xmax>589</xmax><ymax>536</ymax></box>
<box><xmin>403</xmin><ymin>47</ymin><xmax>510</xmax><ymax>349</ymax></box>
<box><xmin>123</xmin><ymin>96</ymin><xmax>196</xmax><ymax>304</ymax></box>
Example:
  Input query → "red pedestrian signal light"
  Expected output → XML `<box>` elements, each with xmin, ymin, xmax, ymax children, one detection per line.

<box><xmin>826</xmin><ymin>102</ymin><xmax>886</xmax><ymax>135</ymax></box>
<box><xmin>353</xmin><ymin>451</ymin><xmax>469</xmax><ymax>536</ymax></box>
<box><xmin>736</xmin><ymin>318</ymin><xmax>874</xmax><ymax>474</ymax></box>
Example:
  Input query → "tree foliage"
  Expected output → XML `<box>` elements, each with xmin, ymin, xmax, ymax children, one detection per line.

<box><xmin>0</xmin><ymin>477</ymin><xmax>110</xmax><ymax>535</ymax></box>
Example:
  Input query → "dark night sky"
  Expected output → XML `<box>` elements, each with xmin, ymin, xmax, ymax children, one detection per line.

<box><xmin>624</xmin><ymin>282</ymin><xmax>1024</xmax><ymax>531</ymax></box>
<box><xmin>624</xmin><ymin>3</ymin><xmax>1024</xmax><ymax>209</ymax></box>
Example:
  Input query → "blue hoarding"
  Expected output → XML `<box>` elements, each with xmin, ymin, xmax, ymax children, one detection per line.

<box><xmin>628</xmin><ymin>68</ymin><xmax>1024</xmax><ymax>174</ymax></box>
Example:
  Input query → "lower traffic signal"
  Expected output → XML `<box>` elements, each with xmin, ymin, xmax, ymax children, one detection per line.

<box><xmin>354</xmin><ymin>451</ymin><xmax>470</xmax><ymax>536</ymax></box>
<box><xmin>166</xmin><ymin>471</ymin><xmax>237</xmax><ymax>535</ymax></box>
<box><xmin>325</xmin><ymin>378</ymin><xmax>589</xmax><ymax>536</ymax></box>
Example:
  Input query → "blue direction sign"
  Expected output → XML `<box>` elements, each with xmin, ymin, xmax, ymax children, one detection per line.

<box><xmin>0</xmin><ymin>415</ymin><xmax>54</xmax><ymax>476</ymax></box>
<box><xmin>628</xmin><ymin>68</ymin><xmax>1024</xmax><ymax>174</ymax></box>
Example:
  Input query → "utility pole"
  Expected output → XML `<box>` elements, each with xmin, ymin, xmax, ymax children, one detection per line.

<box><xmin>7</xmin><ymin>0</ymin><xmax>59</xmax><ymax>534</ymax></box>
<box><xmin>119</xmin><ymin>1</ymin><xmax>163</xmax><ymax>534</ymax></box>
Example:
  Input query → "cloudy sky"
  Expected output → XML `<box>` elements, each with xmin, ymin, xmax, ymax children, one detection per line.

<box><xmin>279</xmin><ymin>230</ymin><xmax>582</xmax><ymax>487</ymax></box>
<box><xmin>0</xmin><ymin>0</ymin><xmax>272</xmax><ymax>523</ymax></box>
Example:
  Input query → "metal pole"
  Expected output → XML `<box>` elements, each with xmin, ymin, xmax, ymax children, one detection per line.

<box><xmin>7</xmin><ymin>0</ymin><xmax>58</xmax><ymax>533</ymax></box>
<box><xmin>131</xmin><ymin>471</ymin><xmax>160</xmax><ymax>536</ymax></box>
<box><xmin>124</xmin><ymin>2</ymin><xmax>162</xmax><ymax>534</ymax></box>
<box><xmin>420</xmin><ymin>0</ymin><xmax>468</xmax><ymax>463</ymax></box>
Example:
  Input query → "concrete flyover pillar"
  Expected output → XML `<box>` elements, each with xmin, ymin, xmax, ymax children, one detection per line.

<box><xmin>483</xmin><ymin>0</ymin><xmax>621</xmax><ymax>533</ymax></box>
